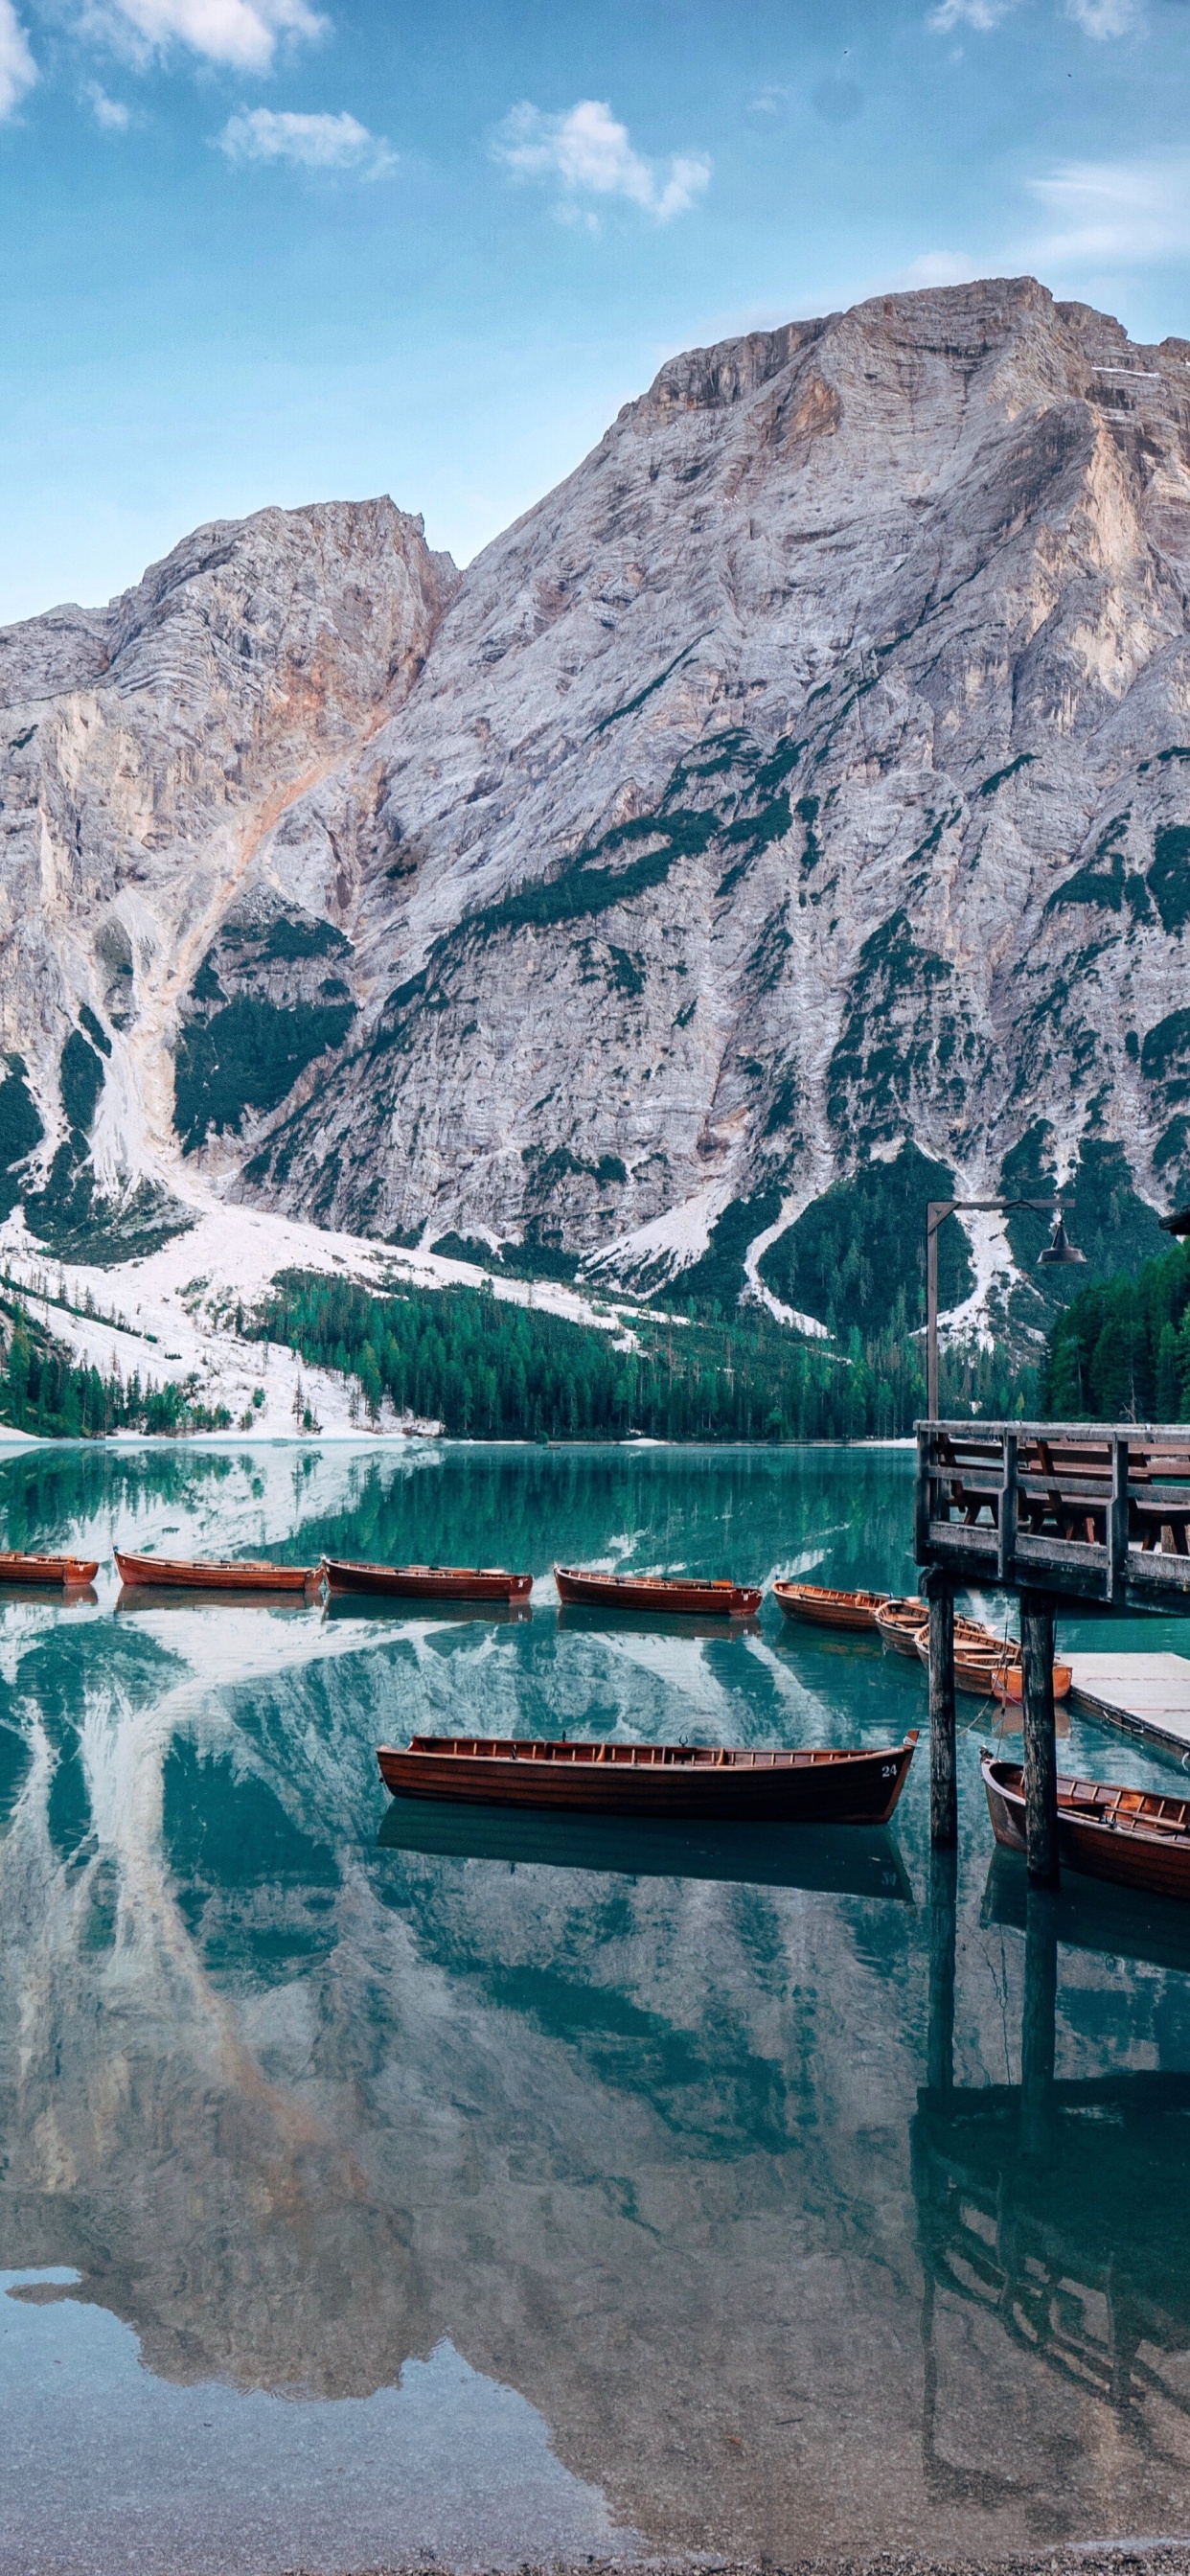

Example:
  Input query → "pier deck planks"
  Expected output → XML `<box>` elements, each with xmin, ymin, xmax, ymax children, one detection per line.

<box><xmin>1067</xmin><ymin>1652</ymin><xmax>1190</xmax><ymax>1754</ymax></box>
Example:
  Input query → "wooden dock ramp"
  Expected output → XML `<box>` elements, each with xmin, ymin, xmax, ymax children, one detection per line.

<box><xmin>1068</xmin><ymin>1652</ymin><xmax>1190</xmax><ymax>1756</ymax></box>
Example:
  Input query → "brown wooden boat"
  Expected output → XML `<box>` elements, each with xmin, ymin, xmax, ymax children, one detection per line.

<box><xmin>875</xmin><ymin>1597</ymin><xmax>927</xmax><ymax>1656</ymax></box>
<box><xmin>378</xmin><ymin>1729</ymin><xmax>919</xmax><ymax>1823</ymax></box>
<box><xmin>992</xmin><ymin>1661</ymin><xmax>1072</xmax><ymax>1707</ymax></box>
<box><xmin>913</xmin><ymin>1625</ymin><xmax>1070</xmax><ymax>1702</ymax></box>
<box><xmin>773</xmin><ymin>1581</ymin><xmax>890</xmax><ymax>1631</ymax></box>
<box><xmin>982</xmin><ymin>1750</ymin><xmax>1190</xmax><ymax>1899</ymax></box>
<box><xmin>114</xmin><ymin>1549</ymin><xmax>316</xmax><ymax>1592</ymax></box>
<box><xmin>324</xmin><ymin>1559</ymin><xmax>532</xmax><ymax>1602</ymax></box>
<box><xmin>0</xmin><ymin>1550</ymin><xmax>99</xmax><ymax>1585</ymax></box>
<box><xmin>554</xmin><ymin>1565</ymin><xmax>762</xmax><ymax>1617</ymax></box>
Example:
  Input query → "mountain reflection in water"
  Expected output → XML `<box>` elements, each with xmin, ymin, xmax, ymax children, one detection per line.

<box><xmin>3</xmin><ymin>1441</ymin><xmax>1190</xmax><ymax>2567</ymax></box>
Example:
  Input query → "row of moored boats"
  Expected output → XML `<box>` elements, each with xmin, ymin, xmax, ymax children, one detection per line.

<box><xmin>10</xmin><ymin>1548</ymin><xmax>1180</xmax><ymax>1902</ymax></box>
<box><xmin>0</xmin><ymin>1560</ymin><xmax>1072</xmax><ymax>1697</ymax></box>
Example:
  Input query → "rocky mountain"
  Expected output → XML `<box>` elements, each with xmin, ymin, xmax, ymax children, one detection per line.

<box><xmin>4</xmin><ymin>274</ymin><xmax>1190</xmax><ymax>1344</ymax></box>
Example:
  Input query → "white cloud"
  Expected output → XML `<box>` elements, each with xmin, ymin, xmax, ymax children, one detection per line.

<box><xmin>492</xmin><ymin>98</ymin><xmax>710</xmax><ymax>224</ymax></box>
<box><xmin>1064</xmin><ymin>0</ymin><xmax>1138</xmax><ymax>27</ymax></box>
<box><xmin>1027</xmin><ymin>150</ymin><xmax>1190</xmax><ymax>263</ymax></box>
<box><xmin>929</xmin><ymin>0</ymin><xmax>1139</xmax><ymax>28</ymax></box>
<box><xmin>86</xmin><ymin>79</ymin><xmax>130</xmax><ymax>126</ymax></box>
<box><xmin>0</xmin><ymin>0</ymin><xmax>35</xmax><ymax>117</ymax></box>
<box><xmin>218</xmin><ymin>105</ymin><xmax>395</xmax><ymax>172</ymax></box>
<box><xmin>898</xmin><ymin>249</ymin><xmax>984</xmax><ymax>286</ymax></box>
<box><xmin>928</xmin><ymin>0</ymin><xmax>1017</xmax><ymax>27</ymax></box>
<box><xmin>747</xmin><ymin>83</ymin><xmax>790</xmax><ymax>113</ymax></box>
<box><xmin>87</xmin><ymin>0</ymin><xmax>325</xmax><ymax>74</ymax></box>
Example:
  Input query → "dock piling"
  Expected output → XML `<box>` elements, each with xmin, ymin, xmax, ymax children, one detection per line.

<box><xmin>1020</xmin><ymin>1587</ymin><xmax>1060</xmax><ymax>1885</ymax></box>
<box><xmin>927</xmin><ymin>1843</ymin><xmax>957</xmax><ymax>2096</ymax></box>
<box><xmin>926</xmin><ymin>1569</ymin><xmax>957</xmax><ymax>1849</ymax></box>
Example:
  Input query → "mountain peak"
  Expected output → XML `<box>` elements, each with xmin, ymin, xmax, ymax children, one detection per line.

<box><xmin>0</xmin><ymin>276</ymin><xmax>1185</xmax><ymax>1349</ymax></box>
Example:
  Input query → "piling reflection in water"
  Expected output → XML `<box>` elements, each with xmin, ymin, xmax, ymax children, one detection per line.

<box><xmin>915</xmin><ymin>1851</ymin><xmax>1190</xmax><ymax>2510</ymax></box>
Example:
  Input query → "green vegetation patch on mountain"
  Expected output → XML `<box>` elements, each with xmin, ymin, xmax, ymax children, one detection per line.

<box><xmin>826</xmin><ymin>911</ymin><xmax>974</xmax><ymax>1139</ymax></box>
<box><xmin>759</xmin><ymin>1144</ymin><xmax>973</xmax><ymax>1338</ymax></box>
<box><xmin>23</xmin><ymin>1128</ymin><xmax>195</xmax><ymax>1263</ymax></box>
<box><xmin>663</xmin><ymin>1188</ymin><xmax>784</xmax><ymax>1315</ymax></box>
<box><xmin>1147</xmin><ymin>825</ymin><xmax>1190</xmax><ymax>934</ymax></box>
<box><xmin>59</xmin><ymin>1029</ymin><xmax>104</xmax><ymax>1136</ymax></box>
<box><xmin>175</xmin><ymin>902</ymin><xmax>358</xmax><ymax>1151</ymax></box>
<box><xmin>1141</xmin><ymin>1006</ymin><xmax>1190</xmax><ymax>1129</ymax></box>
<box><xmin>174</xmin><ymin>996</ymin><xmax>356</xmax><ymax>1152</ymax></box>
<box><xmin>0</xmin><ymin>1061</ymin><xmax>43</xmax><ymax>1221</ymax></box>
<box><xmin>1000</xmin><ymin>1126</ymin><xmax>1168</xmax><ymax>1349</ymax></box>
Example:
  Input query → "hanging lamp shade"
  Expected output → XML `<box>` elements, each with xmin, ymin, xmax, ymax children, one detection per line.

<box><xmin>1037</xmin><ymin>1214</ymin><xmax>1087</xmax><ymax>1269</ymax></box>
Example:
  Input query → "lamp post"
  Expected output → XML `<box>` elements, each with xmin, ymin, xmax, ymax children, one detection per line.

<box><xmin>925</xmin><ymin>1198</ymin><xmax>1086</xmax><ymax>1422</ymax></box>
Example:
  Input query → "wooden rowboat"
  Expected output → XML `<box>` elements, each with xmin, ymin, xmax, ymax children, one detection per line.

<box><xmin>324</xmin><ymin>1559</ymin><xmax>532</xmax><ymax>1602</ymax></box>
<box><xmin>773</xmin><ymin>1582</ymin><xmax>890</xmax><ymax>1631</ymax></box>
<box><xmin>378</xmin><ymin>1729</ymin><xmax>919</xmax><ymax>1823</ymax></box>
<box><xmin>982</xmin><ymin>1750</ymin><xmax>1190</xmax><ymax>1900</ymax></box>
<box><xmin>0</xmin><ymin>1550</ymin><xmax>99</xmax><ymax>1585</ymax></box>
<box><xmin>554</xmin><ymin>1565</ymin><xmax>762</xmax><ymax>1617</ymax></box>
<box><xmin>912</xmin><ymin>1626</ymin><xmax>1070</xmax><ymax>1702</ymax></box>
<box><xmin>992</xmin><ymin>1661</ymin><xmax>1072</xmax><ymax>1707</ymax></box>
<box><xmin>875</xmin><ymin>1597</ymin><xmax>927</xmax><ymax>1655</ymax></box>
<box><xmin>114</xmin><ymin>1549</ymin><xmax>315</xmax><ymax>1592</ymax></box>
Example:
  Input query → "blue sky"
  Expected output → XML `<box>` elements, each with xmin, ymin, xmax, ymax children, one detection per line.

<box><xmin>1</xmin><ymin>0</ymin><xmax>1188</xmax><ymax>622</ymax></box>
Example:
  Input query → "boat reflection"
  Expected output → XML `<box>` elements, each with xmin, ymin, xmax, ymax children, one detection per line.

<box><xmin>913</xmin><ymin>1852</ymin><xmax>1190</xmax><ymax>2504</ymax></box>
<box><xmin>378</xmin><ymin>1792</ymin><xmax>914</xmax><ymax>1897</ymax></box>
<box><xmin>982</xmin><ymin>1844</ymin><xmax>1190</xmax><ymax>1975</ymax></box>
<box><xmin>0</xmin><ymin>1581</ymin><xmax>98</xmax><ymax>1607</ymax></box>
<box><xmin>554</xmin><ymin>1602</ymin><xmax>761</xmax><ymax>1641</ymax></box>
<box><xmin>324</xmin><ymin>1593</ymin><xmax>533</xmax><ymax>1625</ymax></box>
<box><xmin>115</xmin><ymin>1583</ymin><xmax>317</xmax><ymax>1616</ymax></box>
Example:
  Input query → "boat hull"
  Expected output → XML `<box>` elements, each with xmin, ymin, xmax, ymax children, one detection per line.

<box><xmin>114</xmin><ymin>1550</ymin><xmax>315</xmax><ymax>1592</ymax></box>
<box><xmin>774</xmin><ymin>1583</ymin><xmax>890</xmax><ymax>1631</ymax></box>
<box><xmin>553</xmin><ymin>1565</ymin><xmax>761</xmax><ymax>1616</ymax></box>
<box><xmin>993</xmin><ymin>1662</ymin><xmax>1072</xmax><ymax>1705</ymax></box>
<box><xmin>982</xmin><ymin>1753</ymin><xmax>1190</xmax><ymax>1899</ymax></box>
<box><xmin>0</xmin><ymin>1552</ymin><xmax>99</xmax><ymax>1585</ymax></box>
<box><xmin>324</xmin><ymin>1559</ymin><xmax>532</xmax><ymax>1601</ymax></box>
<box><xmin>378</xmin><ymin>1731</ymin><xmax>918</xmax><ymax>1824</ymax></box>
<box><xmin>914</xmin><ymin>1631</ymin><xmax>1070</xmax><ymax>1701</ymax></box>
<box><xmin>875</xmin><ymin>1599</ymin><xmax>927</xmax><ymax>1657</ymax></box>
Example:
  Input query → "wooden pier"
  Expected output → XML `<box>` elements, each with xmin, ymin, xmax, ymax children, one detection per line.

<box><xmin>1068</xmin><ymin>1651</ymin><xmax>1190</xmax><ymax>1754</ymax></box>
<box><xmin>915</xmin><ymin>1422</ymin><xmax>1190</xmax><ymax>1880</ymax></box>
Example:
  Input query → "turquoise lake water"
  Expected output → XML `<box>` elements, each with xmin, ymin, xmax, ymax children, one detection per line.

<box><xmin>3</xmin><ymin>1438</ymin><xmax>1190</xmax><ymax>2571</ymax></box>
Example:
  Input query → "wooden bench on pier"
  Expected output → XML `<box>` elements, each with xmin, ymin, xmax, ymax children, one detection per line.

<box><xmin>916</xmin><ymin>1423</ymin><xmax>1190</xmax><ymax>1600</ymax></box>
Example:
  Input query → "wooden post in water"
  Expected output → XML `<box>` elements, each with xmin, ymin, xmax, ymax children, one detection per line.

<box><xmin>1020</xmin><ymin>1587</ymin><xmax>1059</xmax><ymax>1886</ymax></box>
<box><xmin>927</xmin><ymin>1843</ymin><xmax>957</xmax><ymax>2096</ymax></box>
<box><xmin>925</xmin><ymin>1568</ymin><xmax>956</xmax><ymax>1849</ymax></box>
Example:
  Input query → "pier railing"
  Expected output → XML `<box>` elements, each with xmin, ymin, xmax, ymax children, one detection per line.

<box><xmin>915</xmin><ymin>1420</ymin><xmax>1190</xmax><ymax>1608</ymax></box>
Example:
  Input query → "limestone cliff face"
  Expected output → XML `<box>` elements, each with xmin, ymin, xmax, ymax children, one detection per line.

<box><xmin>3</xmin><ymin>278</ymin><xmax>1190</xmax><ymax>1310</ymax></box>
<box><xmin>0</xmin><ymin>499</ymin><xmax>457</xmax><ymax>1251</ymax></box>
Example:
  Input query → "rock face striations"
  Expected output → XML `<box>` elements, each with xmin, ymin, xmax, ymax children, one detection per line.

<box><xmin>3</xmin><ymin>277</ymin><xmax>1190</xmax><ymax>1322</ymax></box>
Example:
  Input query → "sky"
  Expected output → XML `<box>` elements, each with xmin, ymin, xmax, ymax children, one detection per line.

<box><xmin>0</xmin><ymin>0</ymin><xmax>1188</xmax><ymax>623</ymax></box>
